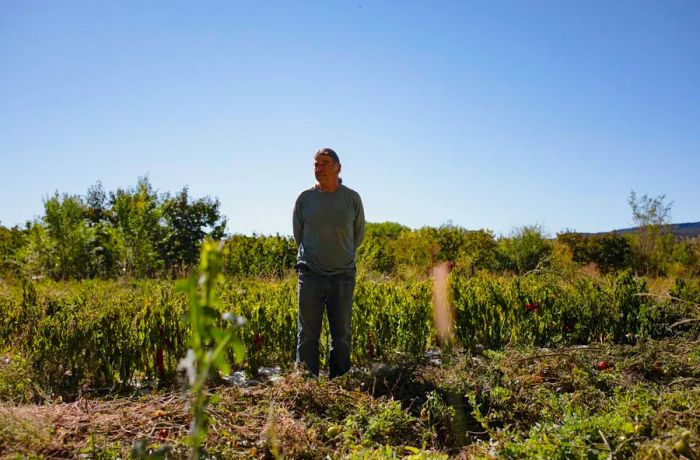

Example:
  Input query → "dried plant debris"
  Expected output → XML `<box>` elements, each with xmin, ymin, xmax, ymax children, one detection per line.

<box><xmin>2</xmin><ymin>337</ymin><xmax>699</xmax><ymax>459</ymax></box>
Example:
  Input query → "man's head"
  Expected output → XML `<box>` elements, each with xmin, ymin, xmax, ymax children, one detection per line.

<box><xmin>314</xmin><ymin>148</ymin><xmax>341</xmax><ymax>166</ymax></box>
<box><xmin>314</xmin><ymin>148</ymin><xmax>341</xmax><ymax>185</ymax></box>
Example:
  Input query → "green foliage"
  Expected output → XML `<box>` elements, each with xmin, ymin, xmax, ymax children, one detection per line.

<box><xmin>176</xmin><ymin>240</ymin><xmax>245</xmax><ymax>459</ymax></box>
<box><xmin>435</xmin><ymin>336</ymin><xmax>700</xmax><ymax>459</ymax></box>
<box><xmin>596</xmin><ymin>232</ymin><xmax>633</xmax><ymax>272</ymax></box>
<box><xmin>451</xmin><ymin>270</ymin><xmax>665</xmax><ymax>351</ymax></box>
<box><xmin>454</xmin><ymin>229</ymin><xmax>498</xmax><ymax>274</ymax></box>
<box><xmin>496</xmin><ymin>226</ymin><xmax>552</xmax><ymax>274</ymax></box>
<box><xmin>1</xmin><ymin>268</ymin><xmax>697</xmax><ymax>398</ymax></box>
<box><xmin>160</xmin><ymin>188</ymin><xmax>227</xmax><ymax>273</ymax></box>
<box><xmin>6</xmin><ymin>183</ymin><xmax>700</xmax><ymax>281</ymax></box>
<box><xmin>381</xmin><ymin>224</ymin><xmax>497</xmax><ymax>277</ymax></box>
<box><xmin>40</xmin><ymin>193</ymin><xmax>94</xmax><ymax>279</ymax></box>
<box><xmin>558</xmin><ymin>232</ymin><xmax>633</xmax><ymax>273</ymax></box>
<box><xmin>223</xmin><ymin>233</ymin><xmax>296</xmax><ymax>278</ymax></box>
<box><xmin>392</xmin><ymin>228</ymin><xmax>439</xmax><ymax>277</ymax></box>
<box><xmin>346</xmin><ymin>446</ymin><xmax>447</xmax><ymax>459</ymax></box>
<box><xmin>352</xmin><ymin>278</ymin><xmax>432</xmax><ymax>363</ymax></box>
<box><xmin>83</xmin><ymin>182</ymin><xmax>122</xmax><ymax>278</ymax></box>
<box><xmin>433</xmin><ymin>223</ymin><xmax>464</xmax><ymax>263</ymax></box>
<box><xmin>13</xmin><ymin>177</ymin><xmax>226</xmax><ymax>280</ymax></box>
<box><xmin>131</xmin><ymin>439</ymin><xmax>170</xmax><ymax>460</ymax></box>
<box><xmin>357</xmin><ymin>222</ymin><xmax>410</xmax><ymax>275</ymax></box>
<box><xmin>420</xmin><ymin>390</ymin><xmax>460</xmax><ymax>447</ymax></box>
<box><xmin>0</xmin><ymin>278</ymin><xmax>190</xmax><ymax>396</ymax></box>
<box><xmin>629</xmin><ymin>191</ymin><xmax>673</xmax><ymax>228</ymax></box>
<box><xmin>228</xmin><ymin>223</ymin><xmax>697</xmax><ymax>280</ymax></box>
<box><xmin>0</xmin><ymin>224</ymin><xmax>28</xmax><ymax>267</ymax></box>
<box><xmin>18</xmin><ymin>191</ymin><xmax>120</xmax><ymax>279</ymax></box>
<box><xmin>670</xmin><ymin>238</ymin><xmax>700</xmax><ymax>277</ymax></box>
<box><xmin>499</xmin><ymin>408</ymin><xmax>643</xmax><ymax>459</ymax></box>
<box><xmin>345</xmin><ymin>399</ymin><xmax>421</xmax><ymax>445</ymax></box>
<box><xmin>364</xmin><ymin>222</ymin><xmax>411</xmax><ymax>240</ymax></box>
<box><xmin>110</xmin><ymin>177</ymin><xmax>165</xmax><ymax>277</ymax></box>
<box><xmin>670</xmin><ymin>277</ymin><xmax>700</xmax><ymax>305</ymax></box>
<box><xmin>628</xmin><ymin>191</ymin><xmax>674</xmax><ymax>276</ymax></box>
<box><xmin>0</xmin><ymin>351</ymin><xmax>34</xmax><ymax>403</ymax></box>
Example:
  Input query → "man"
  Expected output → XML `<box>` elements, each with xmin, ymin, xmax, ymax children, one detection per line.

<box><xmin>293</xmin><ymin>147</ymin><xmax>365</xmax><ymax>377</ymax></box>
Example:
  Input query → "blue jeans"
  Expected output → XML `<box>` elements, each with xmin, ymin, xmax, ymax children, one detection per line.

<box><xmin>296</xmin><ymin>265</ymin><xmax>355</xmax><ymax>377</ymax></box>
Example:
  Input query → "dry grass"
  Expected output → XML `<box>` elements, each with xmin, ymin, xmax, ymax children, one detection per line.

<box><xmin>2</xmin><ymin>338</ymin><xmax>699</xmax><ymax>459</ymax></box>
<box><xmin>1</xmin><ymin>392</ymin><xmax>191</xmax><ymax>458</ymax></box>
<box><xmin>0</xmin><ymin>372</ymin><xmax>393</xmax><ymax>459</ymax></box>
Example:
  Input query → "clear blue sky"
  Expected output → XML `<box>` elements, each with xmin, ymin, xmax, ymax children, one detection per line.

<box><xmin>1</xmin><ymin>1</ymin><xmax>698</xmax><ymax>237</ymax></box>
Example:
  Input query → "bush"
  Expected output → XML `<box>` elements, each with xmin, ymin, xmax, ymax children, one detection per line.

<box><xmin>1</xmin><ymin>270</ymin><xmax>695</xmax><ymax>397</ymax></box>
<box><xmin>223</xmin><ymin>234</ymin><xmax>296</xmax><ymax>278</ymax></box>
<box><xmin>496</xmin><ymin>226</ymin><xmax>552</xmax><ymax>274</ymax></box>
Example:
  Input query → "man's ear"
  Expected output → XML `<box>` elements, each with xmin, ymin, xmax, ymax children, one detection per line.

<box><xmin>335</xmin><ymin>163</ymin><xmax>342</xmax><ymax>174</ymax></box>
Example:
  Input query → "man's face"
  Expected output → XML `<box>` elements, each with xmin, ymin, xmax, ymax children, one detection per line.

<box><xmin>314</xmin><ymin>155</ymin><xmax>340</xmax><ymax>182</ymax></box>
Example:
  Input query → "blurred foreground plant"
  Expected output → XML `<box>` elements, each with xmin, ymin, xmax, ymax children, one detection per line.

<box><xmin>177</xmin><ymin>240</ymin><xmax>246</xmax><ymax>459</ymax></box>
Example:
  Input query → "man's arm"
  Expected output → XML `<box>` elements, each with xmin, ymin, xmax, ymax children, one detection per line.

<box><xmin>354</xmin><ymin>194</ymin><xmax>365</xmax><ymax>250</ymax></box>
<box><xmin>293</xmin><ymin>194</ymin><xmax>303</xmax><ymax>246</ymax></box>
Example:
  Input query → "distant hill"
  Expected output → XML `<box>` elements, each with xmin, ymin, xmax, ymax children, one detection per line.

<box><xmin>608</xmin><ymin>222</ymin><xmax>700</xmax><ymax>239</ymax></box>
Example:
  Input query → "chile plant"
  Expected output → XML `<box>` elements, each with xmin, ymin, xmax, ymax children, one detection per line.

<box><xmin>177</xmin><ymin>240</ymin><xmax>245</xmax><ymax>459</ymax></box>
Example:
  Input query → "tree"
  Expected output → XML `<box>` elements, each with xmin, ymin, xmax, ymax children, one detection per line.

<box><xmin>0</xmin><ymin>223</ymin><xmax>29</xmax><ymax>275</ymax></box>
<box><xmin>110</xmin><ymin>177</ymin><xmax>164</xmax><ymax>277</ymax></box>
<box><xmin>556</xmin><ymin>232</ymin><xmax>593</xmax><ymax>265</ymax></box>
<box><xmin>9</xmin><ymin>177</ymin><xmax>230</xmax><ymax>280</ymax></box>
<box><xmin>356</xmin><ymin>222</ymin><xmax>410</xmax><ymax>275</ymax></box>
<box><xmin>160</xmin><ymin>187</ymin><xmax>227</xmax><ymax>273</ymax></box>
<box><xmin>434</xmin><ymin>222</ymin><xmax>466</xmax><ymax>263</ymax></box>
<box><xmin>41</xmin><ymin>193</ymin><xmax>92</xmax><ymax>279</ymax></box>
<box><xmin>670</xmin><ymin>239</ymin><xmax>700</xmax><ymax>277</ymax></box>
<box><xmin>628</xmin><ymin>191</ymin><xmax>673</xmax><ymax>228</ymax></box>
<box><xmin>456</xmin><ymin>229</ymin><xmax>497</xmax><ymax>273</ymax></box>
<box><xmin>628</xmin><ymin>191</ymin><xmax>673</xmax><ymax>275</ymax></box>
<box><xmin>85</xmin><ymin>181</ymin><xmax>109</xmax><ymax>225</ymax></box>
<box><xmin>0</xmin><ymin>223</ymin><xmax>27</xmax><ymax>260</ymax></box>
<box><xmin>594</xmin><ymin>232</ymin><xmax>632</xmax><ymax>273</ymax></box>
<box><xmin>393</xmin><ymin>227</ymin><xmax>440</xmax><ymax>277</ymax></box>
<box><xmin>556</xmin><ymin>232</ymin><xmax>632</xmax><ymax>273</ymax></box>
<box><xmin>84</xmin><ymin>182</ymin><xmax>121</xmax><ymax>277</ymax></box>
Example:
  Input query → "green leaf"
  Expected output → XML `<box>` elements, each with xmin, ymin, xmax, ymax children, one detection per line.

<box><xmin>232</xmin><ymin>341</ymin><xmax>246</xmax><ymax>364</ymax></box>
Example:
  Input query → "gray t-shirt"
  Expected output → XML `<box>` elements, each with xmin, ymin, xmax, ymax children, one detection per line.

<box><xmin>293</xmin><ymin>184</ymin><xmax>365</xmax><ymax>275</ymax></box>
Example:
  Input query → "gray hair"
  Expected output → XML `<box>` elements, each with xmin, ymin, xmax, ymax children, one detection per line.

<box><xmin>314</xmin><ymin>148</ymin><xmax>341</xmax><ymax>166</ymax></box>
